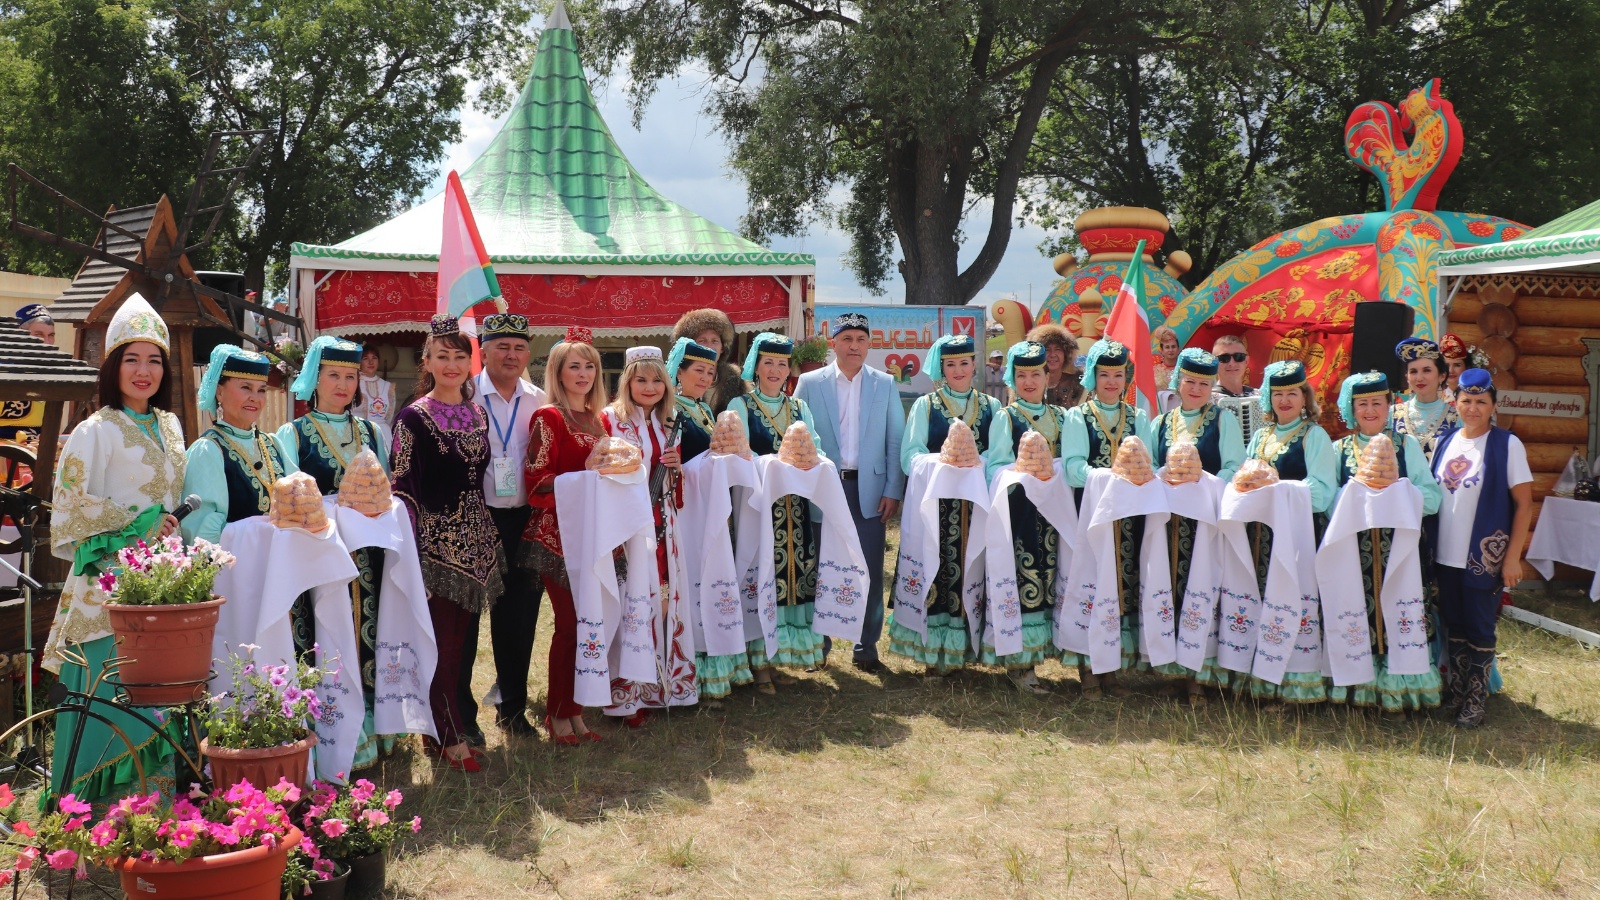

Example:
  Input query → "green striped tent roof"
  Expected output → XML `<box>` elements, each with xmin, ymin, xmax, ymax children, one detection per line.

<box><xmin>291</xmin><ymin>3</ymin><xmax>811</xmax><ymax>270</ymax></box>
<box><xmin>1439</xmin><ymin>196</ymin><xmax>1600</xmax><ymax>272</ymax></box>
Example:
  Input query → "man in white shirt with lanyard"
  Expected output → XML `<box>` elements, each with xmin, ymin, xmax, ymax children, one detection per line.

<box><xmin>470</xmin><ymin>312</ymin><xmax>547</xmax><ymax>738</ymax></box>
<box><xmin>796</xmin><ymin>312</ymin><xmax>905</xmax><ymax>673</ymax></box>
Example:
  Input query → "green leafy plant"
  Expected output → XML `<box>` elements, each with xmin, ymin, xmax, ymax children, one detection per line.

<box><xmin>203</xmin><ymin>647</ymin><xmax>329</xmax><ymax>750</ymax></box>
<box><xmin>791</xmin><ymin>336</ymin><xmax>829</xmax><ymax>366</ymax></box>
<box><xmin>97</xmin><ymin>534</ymin><xmax>234</xmax><ymax>606</ymax></box>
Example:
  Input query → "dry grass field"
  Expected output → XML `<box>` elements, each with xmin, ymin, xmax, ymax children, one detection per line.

<box><xmin>367</xmin><ymin>587</ymin><xmax>1600</xmax><ymax>899</ymax></box>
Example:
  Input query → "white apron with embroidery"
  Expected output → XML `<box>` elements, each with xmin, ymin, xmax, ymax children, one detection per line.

<box><xmin>681</xmin><ymin>451</ymin><xmax>760</xmax><ymax>656</ymax></box>
<box><xmin>556</xmin><ymin>468</ymin><xmax>662</xmax><ymax>707</ymax></box>
<box><xmin>1057</xmin><ymin>467</ymin><xmax>1173</xmax><ymax>674</ymax></box>
<box><xmin>212</xmin><ymin>516</ymin><xmax>367</xmax><ymax>781</ymax></box>
<box><xmin>605</xmin><ymin>411</ymin><xmax>697</xmax><ymax>713</ymax></box>
<box><xmin>983</xmin><ymin>460</ymin><xmax>1078</xmax><ymax>657</ymax></box>
<box><xmin>1163</xmin><ymin>472</ymin><xmax>1226</xmax><ymax>673</ymax></box>
<box><xmin>749</xmin><ymin>455</ymin><xmax>870</xmax><ymax>644</ymax></box>
<box><xmin>1317</xmin><ymin>479</ymin><xmax>1428</xmax><ymax>686</ymax></box>
<box><xmin>329</xmin><ymin>498</ymin><xmax>438</xmax><ymax>740</ymax></box>
<box><xmin>1216</xmin><ymin>480</ymin><xmax>1320</xmax><ymax>684</ymax></box>
<box><xmin>894</xmin><ymin>454</ymin><xmax>991</xmax><ymax>651</ymax></box>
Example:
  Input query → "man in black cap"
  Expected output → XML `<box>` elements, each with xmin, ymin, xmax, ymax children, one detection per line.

<box><xmin>795</xmin><ymin>312</ymin><xmax>904</xmax><ymax>672</ymax></box>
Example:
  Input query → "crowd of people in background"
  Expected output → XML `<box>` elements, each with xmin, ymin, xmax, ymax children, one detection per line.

<box><xmin>29</xmin><ymin>294</ymin><xmax>1534</xmax><ymax>798</ymax></box>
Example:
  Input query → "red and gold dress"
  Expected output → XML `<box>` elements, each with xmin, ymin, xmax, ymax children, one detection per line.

<box><xmin>522</xmin><ymin>405</ymin><xmax>605</xmax><ymax>718</ymax></box>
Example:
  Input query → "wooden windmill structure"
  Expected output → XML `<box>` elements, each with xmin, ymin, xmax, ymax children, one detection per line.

<box><xmin>6</xmin><ymin>130</ymin><xmax>305</xmax><ymax>441</ymax></box>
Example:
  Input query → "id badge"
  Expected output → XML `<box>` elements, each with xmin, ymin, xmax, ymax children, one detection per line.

<box><xmin>491</xmin><ymin>456</ymin><xmax>517</xmax><ymax>497</ymax></box>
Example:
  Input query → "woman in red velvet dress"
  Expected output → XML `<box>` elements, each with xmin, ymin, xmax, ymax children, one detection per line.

<box><xmin>522</xmin><ymin>327</ymin><xmax>609</xmax><ymax>744</ymax></box>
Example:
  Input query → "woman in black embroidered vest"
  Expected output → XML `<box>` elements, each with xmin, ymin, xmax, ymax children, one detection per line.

<box><xmin>723</xmin><ymin>333</ymin><xmax>825</xmax><ymax>693</ymax></box>
<box><xmin>182</xmin><ymin>344</ymin><xmax>297</xmax><ymax>545</ymax></box>
<box><xmin>1329</xmin><ymin>371</ymin><xmax>1443</xmax><ymax>712</ymax></box>
<box><xmin>1060</xmin><ymin>339</ymin><xmax>1154</xmax><ymax>698</ymax></box>
<box><xmin>889</xmin><ymin>333</ymin><xmax>1000</xmax><ymax>676</ymax></box>
<box><xmin>277</xmin><ymin>335</ymin><xmax>391</xmax><ymax>769</ymax></box>
<box><xmin>1150</xmin><ymin>348</ymin><xmax>1244</xmax><ymax>701</ymax></box>
<box><xmin>391</xmin><ymin>315</ymin><xmax>503</xmax><ymax>771</ymax></box>
<box><xmin>979</xmin><ymin>341</ymin><xmax>1062</xmax><ymax>693</ymax></box>
<box><xmin>1427</xmin><ymin>368</ymin><xmax>1533</xmax><ymax>728</ymax></box>
<box><xmin>1239</xmin><ymin>360</ymin><xmax>1338</xmax><ymax>706</ymax></box>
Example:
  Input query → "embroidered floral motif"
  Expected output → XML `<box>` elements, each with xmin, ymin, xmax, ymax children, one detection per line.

<box><xmin>1469</xmin><ymin>530</ymin><xmax>1510</xmax><ymax>576</ymax></box>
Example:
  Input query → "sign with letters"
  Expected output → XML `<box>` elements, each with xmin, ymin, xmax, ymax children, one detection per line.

<box><xmin>1496</xmin><ymin>390</ymin><xmax>1586</xmax><ymax>419</ymax></box>
<box><xmin>813</xmin><ymin>303</ymin><xmax>989</xmax><ymax>404</ymax></box>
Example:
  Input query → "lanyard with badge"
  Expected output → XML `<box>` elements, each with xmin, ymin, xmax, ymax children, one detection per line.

<box><xmin>487</xmin><ymin>391</ymin><xmax>522</xmax><ymax>497</ymax></box>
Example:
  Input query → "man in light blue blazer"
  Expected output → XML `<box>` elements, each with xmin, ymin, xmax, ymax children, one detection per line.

<box><xmin>796</xmin><ymin>312</ymin><xmax>905</xmax><ymax>672</ymax></box>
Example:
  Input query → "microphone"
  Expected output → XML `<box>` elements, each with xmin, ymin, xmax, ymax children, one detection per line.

<box><xmin>171</xmin><ymin>494</ymin><xmax>203</xmax><ymax>522</ymax></box>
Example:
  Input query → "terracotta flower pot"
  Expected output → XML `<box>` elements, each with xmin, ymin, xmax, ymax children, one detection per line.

<box><xmin>201</xmin><ymin>732</ymin><xmax>317</xmax><ymax>794</ymax></box>
<box><xmin>346</xmin><ymin>850</ymin><xmax>387</xmax><ymax>898</ymax></box>
<box><xmin>105</xmin><ymin>597</ymin><xmax>226</xmax><ymax>705</ymax></box>
<box><xmin>113</xmin><ymin>825</ymin><xmax>301</xmax><ymax>900</ymax></box>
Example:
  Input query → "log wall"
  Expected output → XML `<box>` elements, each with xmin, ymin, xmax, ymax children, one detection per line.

<box><xmin>1446</xmin><ymin>272</ymin><xmax>1600</xmax><ymax>555</ymax></box>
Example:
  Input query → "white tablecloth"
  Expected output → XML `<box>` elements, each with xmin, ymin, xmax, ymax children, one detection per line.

<box><xmin>1527</xmin><ymin>496</ymin><xmax>1600</xmax><ymax>600</ymax></box>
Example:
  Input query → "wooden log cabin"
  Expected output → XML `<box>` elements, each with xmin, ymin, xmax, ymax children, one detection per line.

<box><xmin>1438</xmin><ymin>198</ymin><xmax>1600</xmax><ymax>582</ymax></box>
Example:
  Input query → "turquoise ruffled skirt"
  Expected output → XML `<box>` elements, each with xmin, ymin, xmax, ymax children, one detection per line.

<box><xmin>1058</xmin><ymin>618</ymin><xmax>1139</xmax><ymax>673</ymax></box>
<box><xmin>695</xmin><ymin>651</ymin><xmax>754</xmax><ymax>699</ymax></box>
<box><xmin>746</xmin><ymin>603</ymin><xmax>824</xmax><ymax>669</ymax></box>
<box><xmin>979</xmin><ymin>610</ymin><xmax>1053</xmax><ymax>670</ymax></box>
<box><xmin>889</xmin><ymin>611</ymin><xmax>972</xmax><ymax>674</ymax></box>
<box><xmin>1241</xmin><ymin>671</ymin><xmax>1327</xmax><ymax>704</ymax></box>
<box><xmin>1327</xmin><ymin>654</ymin><xmax>1441</xmax><ymax>711</ymax></box>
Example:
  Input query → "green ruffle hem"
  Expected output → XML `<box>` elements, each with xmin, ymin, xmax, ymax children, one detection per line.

<box><xmin>979</xmin><ymin>610</ymin><xmax>1053</xmax><ymax>670</ymax></box>
<box><xmin>46</xmin><ymin>635</ymin><xmax>181</xmax><ymax>811</ymax></box>
<box><xmin>888</xmin><ymin>611</ymin><xmax>972</xmax><ymax>674</ymax></box>
<box><xmin>1327</xmin><ymin>654</ymin><xmax>1442</xmax><ymax>711</ymax></box>
<box><xmin>695</xmin><ymin>652</ymin><xmax>754</xmax><ymax>699</ymax></box>
<box><xmin>745</xmin><ymin>603</ymin><xmax>825</xmax><ymax>669</ymax></box>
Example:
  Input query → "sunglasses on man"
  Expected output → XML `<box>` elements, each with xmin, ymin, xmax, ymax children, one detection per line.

<box><xmin>1215</xmin><ymin>352</ymin><xmax>1248</xmax><ymax>363</ymax></box>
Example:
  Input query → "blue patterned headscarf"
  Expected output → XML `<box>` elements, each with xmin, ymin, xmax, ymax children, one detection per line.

<box><xmin>1079</xmin><ymin>339</ymin><xmax>1131</xmax><ymax>393</ymax></box>
<box><xmin>1003</xmin><ymin>341</ymin><xmax>1046</xmax><ymax>393</ymax></box>
<box><xmin>741</xmin><ymin>332</ymin><xmax>793</xmax><ymax>382</ymax></box>
<box><xmin>290</xmin><ymin>335</ymin><xmax>364</xmax><ymax>401</ymax></box>
<box><xmin>926</xmin><ymin>334</ymin><xmax>978</xmax><ymax>386</ymax></box>
<box><xmin>1259</xmin><ymin>360</ymin><xmax>1309</xmax><ymax>415</ymax></box>
<box><xmin>1337</xmin><ymin>370</ymin><xmax>1391</xmax><ymax>429</ymax></box>
<box><xmin>1168</xmin><ymin>348</ymin><xmax>1219</xmax><ymax>391</ymax></box>
<box><xmin>198</xmin><ymin>344</ymin><xmax>271</xmax><ymax>414</ymax></box>
<box><xmin>667</xmin><ymin>337</ymin><xmax>718</xmax><ymax>387</ymax></box>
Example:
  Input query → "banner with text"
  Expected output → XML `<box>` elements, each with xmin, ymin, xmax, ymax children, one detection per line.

<box><xmin>814</xmin><ymin>304</ymin><xmax>986</xmax><ymax>403</ymax></box>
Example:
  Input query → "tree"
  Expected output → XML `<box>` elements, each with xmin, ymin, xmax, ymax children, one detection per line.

<box><xmin>0</xmin><ymin>0</ymin><xmax>201</xmax><ymax>276</ymax></box>
<box><xmin>579</xmin><ymin>0</ymin><xmax>1224</xmax><ymax>305</ymax></box>
<box><xmin>159</xmin><ymin>0</ymin><xmax>538</xmax><ymax>289</ymax></box>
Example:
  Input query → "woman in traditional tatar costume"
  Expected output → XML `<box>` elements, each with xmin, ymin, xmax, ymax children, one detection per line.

<box><xmin>601</xmin><ymin>346</ymin><xmax>697</xmax><ymax>723</ymax></box>
<box><xmin>1149</xmin><ymin>348</ymin><xmax>1243</xmax><ymax>699</ymax></box>
<box><xmin>1392</xmin><ymin>338</ymin><xmax>1458</xmax><ymax>463</ymax></box>
<box><xmin>725</xmin><ymin>333</ymin><xmax>825</xmax><ymax>691</ymax></box>
<box><xmin>183</xmin><ymin>344</ymin><xmax>298</xmax><ymax>545</ymax></box>
<box><xmin>1439</xmin><ymin>333</ymin><xmax>1471</xmax><ymax>401</ymax></box>
<box><xmin>391</xmin><ymin>315</ymin><xmax>503</xmax><ymax>771</ymax></box>
<box><xmin>276</xmin><ymin>335</ymin><xmax>392</xmax><ymax>768</ymax></box>
<box><xmin>44</xmin><ymin>293</ymin><xmax>187</xmax><ymax>805</ymax></box>
<box><xmin>891</xmin><ymin>333</ymin><xmax>1000</xmax><ymax>676</ymax></box>
<box><xmin>1428</xmin><ymin>369</ymin><xmax>1533</xmax><ymax>728</ymax></box>
<box><xmin>1061</xmin><ymin>339</ymin><xmax>1153</xmax><ymax>697</ymax></box>
<box><xmin>669</xmin><ymin>337</ymin><xmax>754</xmax><ymax>703</ymax></box>
<box><xmin>981</xmin><ymin>341</ymin><xmax>1063</xmax><ymax>693</ymax></box>
<box><xmin>671</xmin><ymin>308</ymin><xmax>744</xmax><ymax>415</ymax></box>
<box><xmin>1239</xmin><ymin>360</ymin><xmax>1337</xmax><ymax>705</ymax></box>
<box><xmin>522</xmin><ymin>327</ymin><xmax>609</xmax><ymax>743</ymax></box>
<box><xmin>1327</xmin><ymin>371</ymin><xmax>1443</xmax><ymax>712</ymax></box>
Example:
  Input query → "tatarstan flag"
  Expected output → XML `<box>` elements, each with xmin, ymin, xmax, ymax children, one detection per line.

<box><xmin>437</xmin><ymin>170</ymin><xmax>505</xmax><ymax>319</ymax></box>
<box><xmin>1103</xmin><ymin>239</ymin><xmax>1159</xmax><ymax>417</ymax></box>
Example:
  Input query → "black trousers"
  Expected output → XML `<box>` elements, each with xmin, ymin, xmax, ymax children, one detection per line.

<box><xmin>486</xmin><ymin>505</ymin><xmax>542</xmax><ymax>717</ymax></box>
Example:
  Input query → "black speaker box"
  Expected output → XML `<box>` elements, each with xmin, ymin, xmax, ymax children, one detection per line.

<box><xmin>1348</xmin><ymin>302</ymin><xmax>1416</xmax><ymax>388</ymax></box>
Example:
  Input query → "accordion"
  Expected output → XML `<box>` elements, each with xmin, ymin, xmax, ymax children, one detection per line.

<box><xmin>1213</xmin><ymin>395</ymin><xmax>1264</xmax><ymax>448</ymax></box>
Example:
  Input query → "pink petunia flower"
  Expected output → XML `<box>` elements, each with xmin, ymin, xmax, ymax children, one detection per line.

<box><xmin>411</xmin><ymin>816</ymin><xmax>422</xmax><ymax>833</ymax></box>
<box><xmin>319</xmin><ymin>819</ymin><xmax>348</xmax><ymax>839</ymax></box>
<box><xmin>383</xmin><ymin>789</ymin><xmax>402</xmax><ymax>810</ymax></box>
<box><xmin>57</xmin><ymin>794</ymin><xmax>91</xmax><ymax>815</ymax></box>
<box><xmin>45</xmin><ymin>849</ymin><xmax>77</xmax><ymax>871</ymax></box>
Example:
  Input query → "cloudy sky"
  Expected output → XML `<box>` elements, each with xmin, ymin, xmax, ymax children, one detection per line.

<box><xmin>428</xmin><ymin>63</ymin><xmax>1061</xmax><ymax>311</ymax></box>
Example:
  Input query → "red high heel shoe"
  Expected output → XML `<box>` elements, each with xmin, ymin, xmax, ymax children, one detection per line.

<box><xmin>441</xmin><ymin>744</ymin><xmax>481</xmax><ymax>772</ymax></box>
<box><xmin>622</xmin><ymin>708</ymin><xmax>651</xmax><ymax>729</ymax></box>
<box><xmin>544</xmin><ymin>715</ymin><xmax>581</xmax><ymax>746</ymax></box>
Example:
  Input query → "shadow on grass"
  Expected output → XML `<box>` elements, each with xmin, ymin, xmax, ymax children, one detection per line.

<box><xmin>370</xmin><ymin>616</ymin><xmax>1599</xmax><ymax>887</ymax></box>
